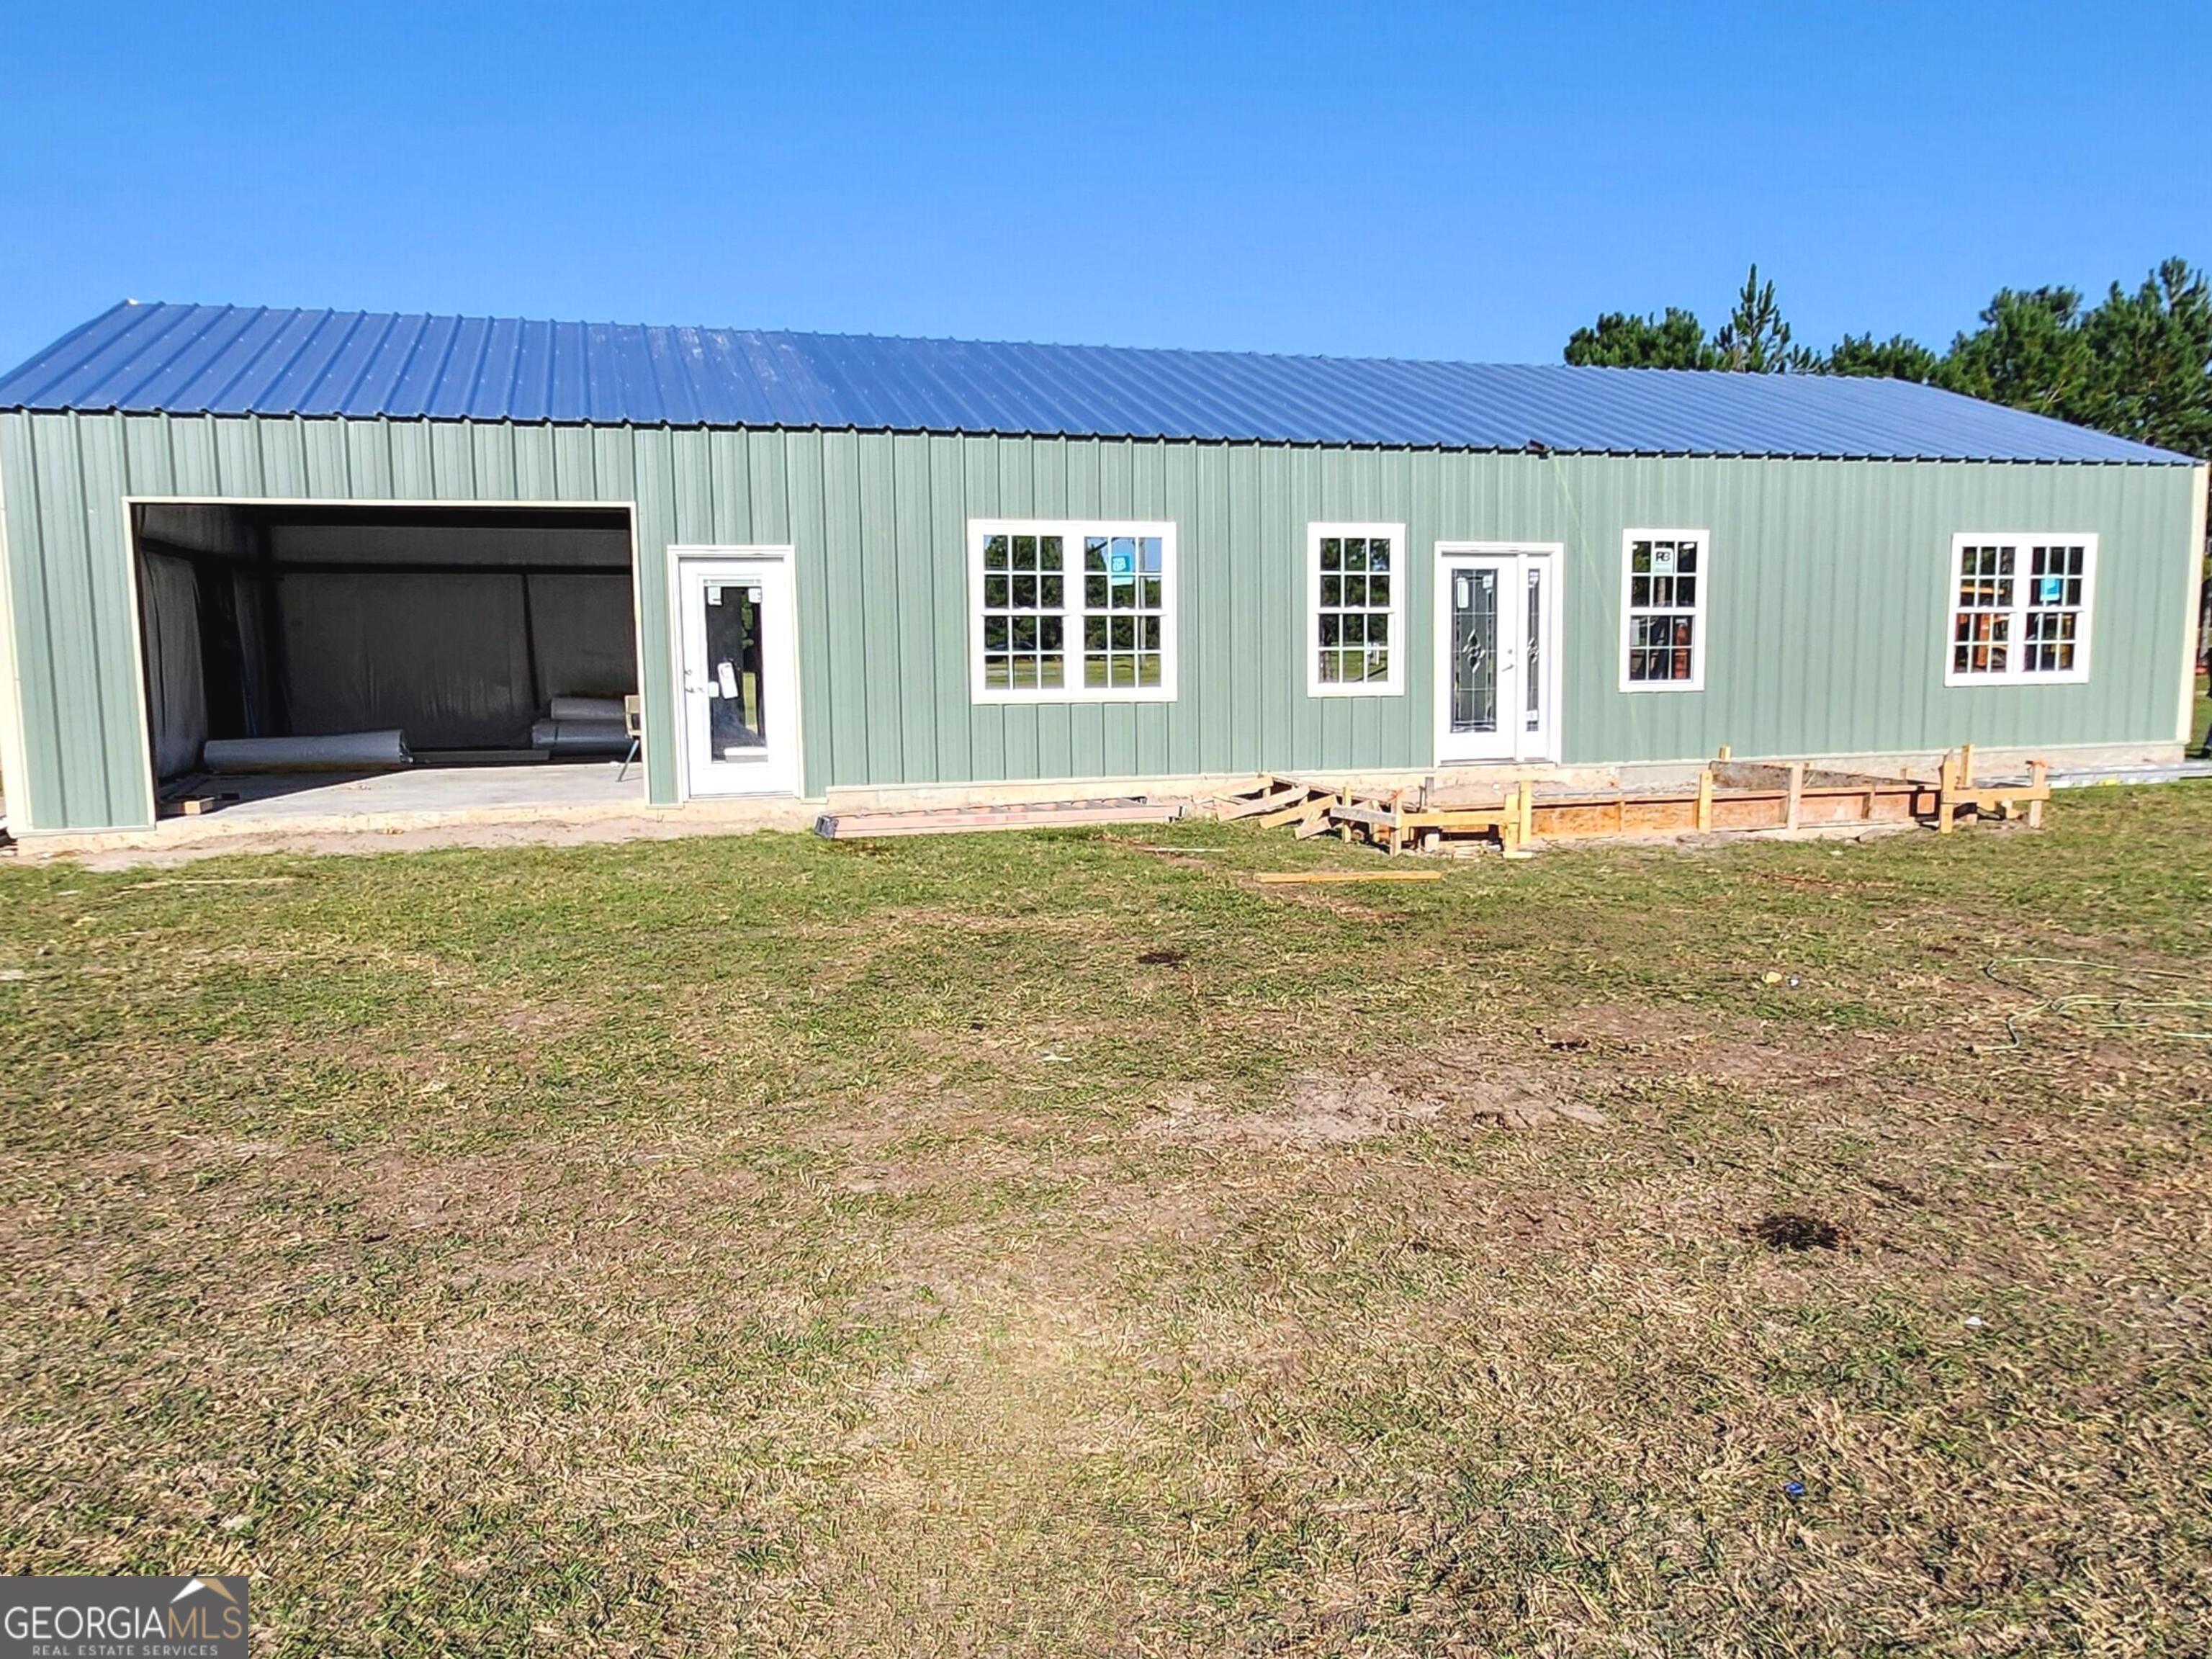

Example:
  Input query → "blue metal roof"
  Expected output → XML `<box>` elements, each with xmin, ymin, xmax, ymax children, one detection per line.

<box><xmin>0</xmin><ymin>300</ymin><xmax>2190</xmax><ymax>463</ymax></box>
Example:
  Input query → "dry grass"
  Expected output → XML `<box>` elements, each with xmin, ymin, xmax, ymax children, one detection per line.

<box><xmin>4</xmin><ymin>785</ymin><xmax>2212</xmax><ymax>1655</ymax></box>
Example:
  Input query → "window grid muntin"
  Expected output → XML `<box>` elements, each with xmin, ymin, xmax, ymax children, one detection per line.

<box><xmin>1947</xmin><ymin>535</ymin><xmax>2092</xmax><ymax>684</ymax></box>
<box><xmin>2023</xmin><ymin>543</ymin><xmax>2087</xmax><ymax>675</ymax></box>
<box><xmin>980</xmin><ymin>531</ymin><xmax>1066</xmax><ymax>691</ymax></box>
<box><xmin>971</xmin><ymin>519</ymin><xmax>1175</xmax><ymax>703</ymax></box>
<box><xmin>1622</xmin><ymin>534</ymin><xmax>1705</xmax><ymax>686</ymax></box>
<box><xmin>1316</xmin><ymin>534</ymin><xmax>1395</xmax><ymax>684</ymax></box>
<box><xmin>1082</xmin><ymin>534</ymin><xmax>1166</xmax><ymax>688</ymax></box>
<box><xmin>1308</xmin><ymin>523</ymin><xmax>1404</xmax><ymax>695</ymax></box>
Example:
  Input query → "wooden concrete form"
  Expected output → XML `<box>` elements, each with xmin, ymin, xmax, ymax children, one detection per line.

<box><xmin>1217</xmin><ymin>775</ymin><xmax>1534</xmax><ymax>857</ymax></box>
<box><xmin>1215</xmin><ymin>747</ymin><xmax>2051</xmax><ymax>857</ymax></box>
<box><xmin>1933</xmin><ymin>745</ymin><xmax>2051</xmax><ymax>833</ymax></box>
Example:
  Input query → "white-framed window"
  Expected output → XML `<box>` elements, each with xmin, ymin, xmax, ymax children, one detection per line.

<box><xmin>1944</xmin><ymin>534</ymin><xmax>2095</xmax><ymax>685</ymax></box>
<box><xmin>1308</xmin><ymin>522</ymin><xmax>1406</xmax><ymax>696</ymax></box>
<box><xmin>1619</xmin><ymin>529</ymin><xmax>1709</xmax><ymax>691</ymax></box>
<box><xmin>968</xmin><ymin>518</ymin><xmax>1177</xmax><ymax>702</ymax></box>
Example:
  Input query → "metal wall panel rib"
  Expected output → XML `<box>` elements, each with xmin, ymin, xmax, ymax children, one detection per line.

<box><xmin>4</xmin><ymin>302</ymin><xmax>2195</xmax><ymax>464</ymax></box>
<box><xmin>0</xmin><ymin>411</ymin><xmax>2195</xmax><ymax>832</ymax></box>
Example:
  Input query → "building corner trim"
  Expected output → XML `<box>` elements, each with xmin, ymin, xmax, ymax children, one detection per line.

<box><xmin>2182</xmin><ymin>464</ymin><xmax>2209</xmax><ymax>747</ymax></box>
<box><xmin>0</xmin><ymin>432</ymin><xmax>34</xmax><ymax>834</ymax></box>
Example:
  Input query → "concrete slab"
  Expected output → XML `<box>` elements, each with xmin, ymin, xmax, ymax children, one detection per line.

<box><xmin>174</xmin><ymin>763</ymin><xmax>647</xmax><ymax>822</ymax></box>
<box><xmin>14</xmin><ymin>762</ymin><xmax>819</xmax><ymax>866</ymax></box>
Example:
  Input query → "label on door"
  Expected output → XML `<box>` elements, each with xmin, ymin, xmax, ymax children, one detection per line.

<box><xmin>716</xmin><ymin>662</ymin><xmax>739</xmax><ymax>698</ymax></box>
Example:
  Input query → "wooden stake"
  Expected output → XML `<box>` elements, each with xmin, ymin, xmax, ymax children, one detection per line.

<box><xmin>1938</xmin><ymin>750</ymin><xmax>1956</xmax><ymax>834</ymax></box>
<box><xmin>1785</xmin><ymin>760</ymin><xmax>1805</xmax><ymax>831</ymax></box>
<box><xmin>1694</xmin><ymin>767</ymin><xmax>1714</xmax><ymax>832</ymax></box>
<box><xmin>1959</xmin><ymin>742</ymin><xmax>1974</xmax><ymax>787</ymax></box>
<box><xmin>1717</xmin><ymin>744</ymin><xmax>1732</xmax><ymax>761</ymax></box>
<box><xmin>2027</xmin><ymin>759</ymin><xmax>2047</xmax><ymax>829</ymax></box>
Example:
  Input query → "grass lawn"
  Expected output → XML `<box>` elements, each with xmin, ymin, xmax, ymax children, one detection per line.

<box><xmin>5</xmin><ymin>789</ymin><xmax>2212</xmax><ymax>1655</ymax></box>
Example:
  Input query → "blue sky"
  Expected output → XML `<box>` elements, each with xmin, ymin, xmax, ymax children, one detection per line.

<box><xmin>3</xmin><ymin>1</ymin><xmax>2206</xmax><ymax>374</ymax></box>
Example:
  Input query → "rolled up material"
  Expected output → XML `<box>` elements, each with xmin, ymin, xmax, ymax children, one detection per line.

<box><xmin>203</xmin><ymin>730</ymin><xmax>413</xmax><ymax>773</ymax></box>
<box><xmin>548</xmin><ymin>695</ymin><xmax>628</xmax><ymax>723</ymax></box>
<box><xmin>529</xmin><ymin>718</ymin><xmax>631</xmax><ymax>757</ymax></box>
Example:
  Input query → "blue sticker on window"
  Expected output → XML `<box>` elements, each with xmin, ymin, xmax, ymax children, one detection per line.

<box><xmin>1108</xmin><ymin>546</ymin><xmax>1136</xmax><ymax>580</ymax></box>
<box><xmin>2038</xmin><ymin>576</ymin><xmax>2064</xmax><ymax>603</ymax></box>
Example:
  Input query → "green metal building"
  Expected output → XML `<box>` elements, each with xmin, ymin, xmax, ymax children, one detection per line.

<box><xmin>0</xmin><ymin>302</ymin><xmax>2202</xmax><ymax>837</ymax></box>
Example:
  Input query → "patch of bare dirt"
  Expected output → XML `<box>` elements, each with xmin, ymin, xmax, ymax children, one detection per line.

<box><xmin>1156</xmin><ymin>1064</ymin><xmax>1608</xmax><ymax>1146</ymax></box>
<box><xmin>1538</xmin><ymin>1001</ymin><xmax>1719</xmax><ymax>1051</ymax></box>
<box><xmin>1535</xmin><ymin>1001</ymin><xmax>1905</xmax><ymax>1090</ymax></box>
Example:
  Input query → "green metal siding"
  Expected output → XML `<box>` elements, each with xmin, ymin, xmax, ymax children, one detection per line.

<box><xmin>0</xmin><ymin>410</ymin><xmax>2197</xmax><ymax>833</ymax></box>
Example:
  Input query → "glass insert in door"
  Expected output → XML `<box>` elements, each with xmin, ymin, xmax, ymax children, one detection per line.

<box><xmin>703</xmin><ymin>578</ymin><xmax>768</xmax><ymax>759</ymax></box>
<box><xmin>1524</xmin><ymin>566</ymin><xmax>1544</xmax><ymax>734</ymax></box>
<box><xmin>1449</xmin><ymin>567</ymin><xmax>1499</xmax><ymax>734</ymax></box>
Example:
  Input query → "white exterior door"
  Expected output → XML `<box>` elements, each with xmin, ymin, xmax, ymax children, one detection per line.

<box><xmin>1435</xmin><ymin>544</ymin><xmax>1561</xmax><ymax>765</ymax></box>
<box><xmin>673</xmin><ymin>549</ymin><xmax>800</xmax><ymax>797</ymax></box>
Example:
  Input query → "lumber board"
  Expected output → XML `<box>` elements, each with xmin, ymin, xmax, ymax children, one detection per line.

<box><xmin>1216</xmin><ymin>783</ymin><xmax>1307</xmax><ymax>822</ymax></box>
<box><xmin>1278</xmin><ymin>776</ymin><xmax>1401</xmax><ymax>808</ymax></box>
<box><xmin>1395</xmin><ymin>808</ymin><xmax>1509</xmax><ymax>831</ymax></box>
<box><xmin>1253</xmin><ymin>870</ymin><xmax>1443</xmax><ymax>885</ymax></box>
<box><xmin>1256</xmin><ymin>793</ymin><xmax>1336</xmax><ymax>830</ymax></box>
<box><xmin>816</xmin><ymin>800</ymin><xmax>1179</xmax><ymax>839</ymax></box>
<box><xmin>1326</xmin><ymin>802</ymin><xmax>1399</xmax><ymax>828</ymax></box>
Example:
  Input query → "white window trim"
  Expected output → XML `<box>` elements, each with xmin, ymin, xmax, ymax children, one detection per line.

<box><xmin>1942</xmin><ymin>532</ymin><xmax>2097</xmax><ymax>688</ymax></box>
<box><xmin>967</xmin><ymin>518</ymin><xmax>1178</xmax><ymax>704</ymax></box>
<box><xmin>1617</xmin><ymin>526</ymin><xmax>1711</xmax><ymax>693</ymax></box>
<box><xmin>1306</xmin><ymin>521</ymin><xmax>1407</xmax><ymax>698</ymax></box>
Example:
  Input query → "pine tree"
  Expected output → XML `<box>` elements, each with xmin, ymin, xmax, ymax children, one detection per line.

<box><xmin>1712</xmin><ymin>265</ymin><xmax>1809</xmax><ymax>372</ymax></box>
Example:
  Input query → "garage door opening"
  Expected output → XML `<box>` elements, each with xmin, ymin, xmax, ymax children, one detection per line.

<box><xmin>130</xmin><ymin>501</ymin><xmax>644</xmax><ymax>819</ymax></box>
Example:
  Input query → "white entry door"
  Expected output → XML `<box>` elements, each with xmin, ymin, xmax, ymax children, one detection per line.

<box><xmin>673</xmin><ymin>549</ymin><xmax>801</xmax><ymax>797</ymax></box>
<box><xmin>1434</xmin><ymin>544</ymin><xmax>1561</xmax><ymax>765</ymax></box>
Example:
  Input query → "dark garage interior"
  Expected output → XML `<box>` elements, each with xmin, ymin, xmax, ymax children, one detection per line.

<box><xmin>130</xmin><ymin>503</ymin><xmax>641</xmax><ymax>789</ymax></box>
